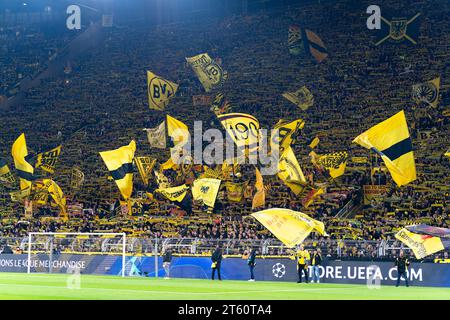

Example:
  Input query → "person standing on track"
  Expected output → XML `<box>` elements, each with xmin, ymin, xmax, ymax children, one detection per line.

<box><xmin>211</xmin><ymin>246</ymin><xmax>223</xmax><ymax>280</ymax></box>
<box><xmin>247</xmin><ymin>249</ymin><xmax>257</xmax><ymax>281</ymax></box>
<box><xmin>394</xmin><ymin>250</ymin><xmax>410</xmax><ymax>287</ymax></box>
<box><xmin>311</xmin><ymin>248</ymin><xmax>322</xmax><ymax>283</ymax></box>
<box><xmin>296</xmin><ymin>245</ymin><xmax>310</xmax><ymax>283</ymax></box>
<box><xmin>162</xmin><ymin>248</ymin><xmax>173</xmax><ymax>279</ymax></box>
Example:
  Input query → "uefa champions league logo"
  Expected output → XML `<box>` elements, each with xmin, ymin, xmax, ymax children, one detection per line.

<box><xmin>272</xmin><ymin>263</ymin><xmax>286</xmax><ymax>278</ymax></box>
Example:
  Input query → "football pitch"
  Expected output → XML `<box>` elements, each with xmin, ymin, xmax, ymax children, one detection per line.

<box><xmin>0</xmin><ymin>273</ymin><xmax>448</xmax><ymax>300</ymax></box>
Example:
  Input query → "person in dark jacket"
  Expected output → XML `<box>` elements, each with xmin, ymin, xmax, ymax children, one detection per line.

<box><xmin>162</xmin><ymin>248</ymin><xmax>173</xmax><ymax>279</ymax></box>
<box><xmin>311</xmin><ymin>248</ymin><xmax>322</xmax><ymax>283</ymax></box>
<box><xmin>247</xmin><ymin>249</ymin><xmax>257</xmax><ymax>281</ymax></box>
<box><xmin>395</xmin><ymin>250</ymin><xmax>410</xmax><ymax>287</ymax></box>
<box><xmin>211</xmin><ymin>246</ymin><xmax>223</xmax><ymax>280</ymax></box>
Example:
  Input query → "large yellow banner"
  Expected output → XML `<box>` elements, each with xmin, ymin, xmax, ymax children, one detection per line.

<box><xmin>395</xmin><ymin>227</ymin><xmax>445</xmax><ymax>259</ymax></box>
<box><xmin>251</xmin><ymin>208</ymin><xmax>326</xmax><ymax>248</ymax></box>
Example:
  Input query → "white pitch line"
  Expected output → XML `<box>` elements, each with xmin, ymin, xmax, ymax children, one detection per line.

<box><xmin>0</xmin><ymin>283</ymin><xmax>357</xmax><ymax>296</ymax></box>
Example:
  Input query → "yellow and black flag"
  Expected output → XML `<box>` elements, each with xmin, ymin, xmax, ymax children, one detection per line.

<box><xmin>0</xmin><ymin>159</ymin><xmax>15</xmax><ymax>184</ymax></box>
<box><xmin>191</xmin><ymin>178</ymin><xmax>221</xmax><ymax>208</ymax></box>
<box><xmin>11</xmin><ymin>133</ymin><xmax>35</xmax><ymax>190</ymax></box>
<box><xmin>10</xmin><ymin>188</ymin><xmax>31</xmax><ymax>202</ymax></box>
<box><xmin>217</xmin><ymin>113</ymin><xmax>260</xmax><ymax>156</ymax></box>
<box><xmin>44</xmin><ymin>179</ymin><xmax>67</xmax><ymax>221</ymax></box>
<box><xmin>316</xmin><ymin>152</ymin><xmax>348</xmax><ymax>179</ymax></box>
<box><xmin>375</xmin><ymin>12</ymin><xmax>421</xmax><ymax>46</ymax></box>
<box><xmin>395</xmin><ymin>224</ymin><xmax>450</xmax><ymax>259</ymax></box>
<box><xmin>186</xmin><ymin>53</ymin><xmax>228</xmax><ymax>92</ymax></box>
<box><xmin>70</xmin><ymin>166</ymin><xmax>85</xmax><ymax>191</ymax></box>
<box><xmin>291</xmin><ymin>26</ymin><xmax>328</xmax><ymax>63</ymax></box>
<box><xmin>156</xmin><ymin>184</ymin><xmax>192</xmax><ymax>214</ymax></box>
<box><xmin>288</xmin><ymin>24</ymin><xmax>302</xmax><ymax>55</ymax></box>
<box><xmin>277</xmin><ymin>147</ymin><xmax>307</xmax><ymax>195</ymax></box>
<box><xmin>35</xmin><ymin>145</ymin><xmax>61</xmax><ymax>174</ymax></box>
<box><xmin>135</xmin><ymin>156</ymin><xmax>156</xmax><ymax>185</ymax></box>
<box><xmin>210</xmin><ymin>92</ymin><xmax>231</xmax><ymax>116</ymax></box>
<box><xmin>99</xmin><ymin>140</ymin><xmax>136</xmax><ymax>200</ymax></box>
<box><xmin>412</xmin><ymin>77</ymin><xmax>440</xmax><ymax>108</ymax></box>
<box><xmin>147</xmin><ymin>70</ymin><xmax>178</xmax><ymax>111</ymax></box>
<box><xmin>270</xmin><ymin>118</ymin><xmax>305</xmax><ymax>155</ymax></box>
<box><xmin>282</xmin><ymin>86</ymin><xmax>314</xmax><ymax>111</ymax></box>
<box><xmin>353</xmin><ymin>110</ymin><xmax>416</xmax><ymax>186</ymax></box>
<box><xmin>224</xmin><ymin>181</ymin><xmax>248</xmax><ymax>202</ymax></box>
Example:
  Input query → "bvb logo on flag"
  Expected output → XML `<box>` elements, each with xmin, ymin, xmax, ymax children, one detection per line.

<box><xmin>204</xmin><ymin>62</ymin><xmax>226</xmax><ymax>86</ymax></box>
<box><xmin>389</xmin><ymin>19</ymin><xmax>408</xmax><ymax>40</ymax></box>
<box><xmin>412</xmin><ymin>78</ymin><xmax>440</xmax><ymax>107</ymax></box>
<box><xmin>147</xmin><ymin>71</ymin><xmax>178</xmax><ymax>111</ymax></box>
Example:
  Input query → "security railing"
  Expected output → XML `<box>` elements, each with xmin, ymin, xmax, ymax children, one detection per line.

<box><xmin>0</xmin><ymin>236</ymin><xmax>415</xmax><ymax>260</ymax></box>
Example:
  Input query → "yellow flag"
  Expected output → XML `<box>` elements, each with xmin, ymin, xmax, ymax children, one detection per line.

<box><xmin>156</xmin><ymin>184</ymin><xmax>189</xmax><ymax>202</ymax></box>
<box><xmin>0</xmin><ymin>159</ymin><xmax>15</xmax><ymax>184</ymax></box>
<box><xmin>353</xmin><ymin>110</ymin><xmax>416</xmax><ymax>186</ymax></box>
<box><xmin>252</xmin><ymin>168</ymin><xmax>265</xmax><ymax>209</ymax></box>
<box><xmin>144</xmin><ymin>121</ymin><xmax>166</xmax><ymax>149</ymax></box>
<box><xmin>154</xmin><ymin>170</ymin><xmax>170</xmax><ymax>189</ymax></box>
<box><xmin>316</xmin><ymin>152</ymin><xmax>348</xmax><ymax>178</ymax></box>
<box><xmin>147</xmin><ymin>71</ymin><xmax>178</xmax><ymax>110</ymax></box>
<box><xmin>301</xmin><ymin>188</ymin><xmax>324</xmax><ymax>208</ymax></box>
<box><xmin>10</xmin><ymin>187</ymin><xmax>31</xmax><ymax>202</ymax></box>
<box><xmin>35</xmin><ymin>145</ymin><xmax>61</xmax><ymax>174</ymax></box>
<box><xmin>11</xmin><ymin>133</ymin><xmax>34</xmax><ymax>190</ymax></box>
<box><xmin>251</xmin><ymin>208</ymin><xmax>326</xmax><ymax>248</ymax></box>
<box><xmin>45</xmin><ymin>179</ymin><xmax>67</xmax><ymax>220</ymax></box>
<box><xmin>210</xmin><ymin>92</ymin><xmax>231</xmax><ymax>116</ymax></box>
<box><xmin>192</xmin><ymin>178</ymin><xmax>221</xmax><ymax>208</ymax></box>
<box><xmin>225</xmin><ymin>181</ymin><xmax>248</xmax><ymax>202</ymax></box>
<box><xmin>167</xmin><ymin>115</ymin><xmax>189</xmax><ymax>151</ymax></box>
<box><xmin>217</xmin><ymin>113</ymin><xmax>260</xmax><ymax>155</ymax></box>
<box><xmin>186</xmin><ymin>53</ymin><xmax>228</xmax><ymax>92</ymax></box>
<box><xmin>135</xmin><ymin>157</ymin><xmax>156</xmax><ymax>185</ymax></box>
<box><xmin>395</xmin><ymin>227</ymin><xmax>445</xmax><ymax>259</ymax></box>
<box><xmin>160</xmin><ymin>157</ymin><xmax>178</xmax><ymax>171</ymax></box>
<box><xmin>444</xmin><ymin>149</ymin><xmax>449</xmax><ymax>158</ymax></box>
<box><xmin>270</xmin><ymin>119</ymin><xmax>305</xmax><ymax>155</ymax></box>
<box><xmin>412</xmin><ymin>77</ymin><xmax>440</xmax><ymax>107</ymax></box>
<box><xmin>200</xmin><ymin>165</ymin><xmax>223</xmax><ymax>180</ymax></box>
<box><xmin>282</xmin><ymin>86</ymin><xmax>314</xmax><ymax>111</ymax></box>
<box><xmin>308</xmin><ymin>136</ymin><xmax>320</xmax><ymax>149</ymax></box>
<box><xmin>70</xmin><ymin>166</ymin><xmax>85</xmax><ymax>191</ymax></box>
<box><xmin>277</xmin><ymin>147</ymin><xmax>306</xmax><ymax>195</ymax></box>
<box><xmin>99</xmin><ymin>140</ymin><xmax>136</xmax><ymax>200</ymax></box>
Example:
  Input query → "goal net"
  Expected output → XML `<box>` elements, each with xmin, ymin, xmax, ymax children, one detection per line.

<box><xmin>26</xmin><ymin>232</ymin><xmax>127</xmax><ymax>277</ymax></box>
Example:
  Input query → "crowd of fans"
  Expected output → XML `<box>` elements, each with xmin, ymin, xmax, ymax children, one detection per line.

<box><xmin>0</xmin><ymin>0</ymin><xmax>448</xmax><ymax>261</ymax></box>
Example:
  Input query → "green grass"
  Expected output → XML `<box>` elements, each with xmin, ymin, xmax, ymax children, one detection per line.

<box><xmin>0</xmin><ymin>273</ymin><xmax>448</xmax><ymax>300</ymax></box>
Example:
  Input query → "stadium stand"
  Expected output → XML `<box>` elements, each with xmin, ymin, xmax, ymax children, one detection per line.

<box><xmin>0</xmin><ymin>0</ymin><xmax>448</xmax><ymax>262</ymax></box>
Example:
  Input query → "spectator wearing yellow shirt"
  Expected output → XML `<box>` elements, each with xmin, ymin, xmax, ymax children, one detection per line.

<box><xmin>296</xmin><ymin>245</ymin><xmax>310</xmax><ymax>283</ymax></box>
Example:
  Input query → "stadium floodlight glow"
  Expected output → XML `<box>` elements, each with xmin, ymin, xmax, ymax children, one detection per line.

<box><xmin>26</xmin><ymin>232</ymin><xmax>127</xmax><ymax>277</ymax></box>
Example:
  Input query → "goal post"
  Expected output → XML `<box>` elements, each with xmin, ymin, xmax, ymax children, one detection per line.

<box><xmin>26</xmin><ymin>232</ymin><xmax>127</xmax><ymax>277</ymax></box>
